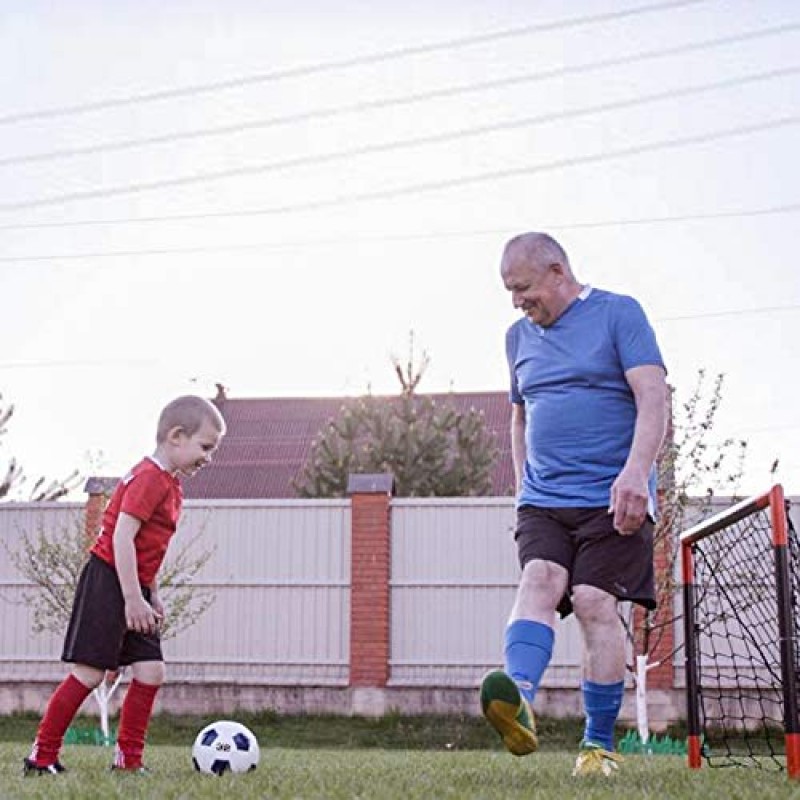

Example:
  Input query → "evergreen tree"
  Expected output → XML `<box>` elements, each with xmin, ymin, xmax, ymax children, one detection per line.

<box><xmin>295</xmin><ymin>337</ymin><xmax>497</xmax><ymax>498</ymax></box>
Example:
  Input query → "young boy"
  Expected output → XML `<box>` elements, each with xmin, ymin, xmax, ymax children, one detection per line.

<box><xmin>23</xmin><ymin>395</ymin><xmax>226</xmax><ymax>775</ymax></box>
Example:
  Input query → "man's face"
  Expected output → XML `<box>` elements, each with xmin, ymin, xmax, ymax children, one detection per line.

<box><xmin>501</xmin><ymin>256</ymin><xmax>565</xmax><ymax>328</ymax></box>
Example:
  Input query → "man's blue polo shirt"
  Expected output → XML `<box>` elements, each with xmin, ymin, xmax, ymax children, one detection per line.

<box><xmin>506</xmin><ymin>286</ymin><xmax>666</xmax><ymax>510</ymax></box>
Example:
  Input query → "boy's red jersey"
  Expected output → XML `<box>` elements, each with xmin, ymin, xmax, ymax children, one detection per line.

<box><xmin>91</xmin><ymin>458</ymin><xmax>183</xmax><ymax>586</ymax></box>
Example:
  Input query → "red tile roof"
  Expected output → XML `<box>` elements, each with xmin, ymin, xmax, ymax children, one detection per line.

<box><xmin>182</xmin><ymin>392</ymin><xmax>514</xmax><ymax>499</ymax></box>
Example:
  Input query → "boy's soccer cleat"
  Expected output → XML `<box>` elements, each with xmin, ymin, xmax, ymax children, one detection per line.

<box><xmin>22</xmin><ymin>757</ymin><xmax>66</xmax><ymax>776</ymax></box>
<box><xmin>480</xmin><ymin>669</ymin><xmax>538</xmax><ymax>756</ymax></box>
<box><xmin>111</xmin><ymin>764</ymin><xmax>151</xmax><ymax>775</ymax></box>
<box><xmin>572</xmin><ymin>742</ymin><xmax>623</xmax><ymax>777</ymax></box>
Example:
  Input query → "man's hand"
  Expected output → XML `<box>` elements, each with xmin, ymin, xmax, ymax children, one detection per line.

<box><xmin>609</xmin><ymin>468</ymin><xmax>649</xmax><ymax>535</ymax></box>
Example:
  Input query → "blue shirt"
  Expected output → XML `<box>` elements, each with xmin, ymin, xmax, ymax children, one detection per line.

<box><xmin>506</xmin><ymin>287</ymin><xmax>666</xmax><ymax>510</ymax></box>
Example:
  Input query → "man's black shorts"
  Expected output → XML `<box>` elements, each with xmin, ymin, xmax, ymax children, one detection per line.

<box><xmin>514</xmin><ymin>505</ymin><xmax>656</xmax><ymax>618</ymax></box>
<box><xmin>62</xmin><ymin>553</ymin><xmax>163</xmax><ymax>670</ymax></box>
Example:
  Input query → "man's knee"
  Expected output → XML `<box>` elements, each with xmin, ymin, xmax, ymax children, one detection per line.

<box><xmin>520</xmin><ymin>559</ymin><xmax>568</xmax><ymax>599</ymax></box>
<box><xmin>572</xmin><ymin>584</ymin><xmax>617</xmax><ymax>624</ymax></box>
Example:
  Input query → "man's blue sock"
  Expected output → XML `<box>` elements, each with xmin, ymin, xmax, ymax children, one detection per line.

<box><xmin>504</xmin><ymin>620</ymin><xmax>554</xmax><ymax>704</ymax></box>
<box><xmin>582</xmin><ymin>679</ymin><xmax>624</xmax><ymax>751</ymax></box>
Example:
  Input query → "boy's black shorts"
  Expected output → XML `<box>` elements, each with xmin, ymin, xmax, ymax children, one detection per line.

<box><xmin>62</xmin><ymin>553</ymin><xmax>163</xmax><ymax>670</ymax></box>
<box><xmin>514</xmin><ymin>505</ymin><xmax>656</xmax><ymax>618</ymax></box>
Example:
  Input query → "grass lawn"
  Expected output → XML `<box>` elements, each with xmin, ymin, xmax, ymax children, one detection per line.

<box><xmin>2</xmin><ymin>745</ymin><xmax>799</xmax><ymax>800</ymax></box>
<box><xmin>1</xmin><ymin>713</ymin><xmax>797</xmax><ymax>798</ymax></box>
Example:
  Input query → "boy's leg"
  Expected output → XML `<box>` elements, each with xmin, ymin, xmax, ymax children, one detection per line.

<box><xmin>113</xmin><ymin>661</ymin><xmax>164</xmax><ymax>770</ymax></box>
<box><xmin>27</xmin><ymin>667</ymin><xmax>101</xmax><ymax>769</ymax></box>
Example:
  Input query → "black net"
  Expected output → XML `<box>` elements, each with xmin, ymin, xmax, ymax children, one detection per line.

<box><xmin>688</xmin><ymin>505</ymin><xmax>799</xmax><ymax>771</ymax></box>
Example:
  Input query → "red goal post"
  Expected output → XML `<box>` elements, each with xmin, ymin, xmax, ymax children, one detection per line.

<box><xmin>680</xmin><ymin>484</ymin><xmax>800</xmax><ymax>779</ymax></box>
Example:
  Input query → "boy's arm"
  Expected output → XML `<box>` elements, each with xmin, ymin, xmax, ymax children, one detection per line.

<box><xmin>113</xmin><ymin>511</ymin><xmax>159</xmax><ymax>634</ymax></box>
<box><xmin>149</xmin><ymin>577</ymin><xmax>164</xmax><ymax>620</ymax></box>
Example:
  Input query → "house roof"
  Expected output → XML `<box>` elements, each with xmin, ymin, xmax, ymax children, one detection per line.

<box><xmin>182</xmin><ymin>391</ymin><xmax>514</xmax><ymax>499</ymax></box>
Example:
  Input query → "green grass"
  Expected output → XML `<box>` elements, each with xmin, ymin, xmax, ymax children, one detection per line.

<box><xmin>2</xmin><ymin>713</ymin><xmax>797</xmax><ymax>798</ymax></box>
<box><xmin>3</xmin><ymin>744</ymin><xmax>799</xmax><ymax>799</ymax></box>
<box><xmin>0</xmin><ymin>711</ymin><xmax>594</xmax><ymax>750</ymax></box>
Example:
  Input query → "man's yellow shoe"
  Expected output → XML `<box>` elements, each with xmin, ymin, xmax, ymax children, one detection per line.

<box><xmin>479</xmin><ymin>670</ymin><xmax>538</xmax><ymax>756</ymax></box>
<box><xmin>571</xmin><ymin>742</ymin><xmax>623</xmax><ymax>777</ymax></box>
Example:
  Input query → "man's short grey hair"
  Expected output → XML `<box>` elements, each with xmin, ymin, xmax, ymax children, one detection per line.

<box><xmin>504</xmin><ymin>232</ymin><xmax>570</xmax><ymax>272</ymax></box>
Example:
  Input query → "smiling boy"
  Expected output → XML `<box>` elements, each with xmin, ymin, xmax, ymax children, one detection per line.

<box><xmin>24</xmin><ymin>395</ymin><xmax>225</xmax><ymax>776</ymax></box>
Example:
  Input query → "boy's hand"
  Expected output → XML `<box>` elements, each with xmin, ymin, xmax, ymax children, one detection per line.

<box><xmin>150</xmin><ymin>592</ymin><xmax>165</xmax><ymax>621</ymax></box>
<box><xmin>124</xmin><ymin>595</ymin><xmax>160</xmax><ymax>635</ymax></box>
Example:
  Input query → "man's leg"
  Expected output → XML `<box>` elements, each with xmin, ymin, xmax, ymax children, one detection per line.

<box><xmin>571</xmin><ymin>584</ymin><xmax>625</xmax><ymax>775</ymax></box>
<box><xmin>481</xmin><ymin>560</ymin><xmax>566</xmax><ymax>756</ymax></box>
<box><xmin>505</xmin><ymin>559</ymin><xmax>565</xmax><ymax>702</ymax></box>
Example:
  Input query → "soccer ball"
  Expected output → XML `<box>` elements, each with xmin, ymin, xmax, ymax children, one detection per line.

<box><xmin>192</xmin><ymin>720</ymin><xmax>260</xmax><ymax>775</ymax></box>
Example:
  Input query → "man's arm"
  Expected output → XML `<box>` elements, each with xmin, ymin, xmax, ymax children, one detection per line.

<box><xmin>610</xmin><ymin>364</ymin><xmax>668</xmax><ymax>535</ymax></box>
<box><xmin>510</xmin><ymin>402</ymin><xmax>527</xmax><ymax>495</ymax></box>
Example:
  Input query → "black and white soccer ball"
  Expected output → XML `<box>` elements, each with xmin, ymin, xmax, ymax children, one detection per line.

<box><xmin>192</xmin><ymin>720</ymin><xmax>260</xmax><ymax>775</ymax></box>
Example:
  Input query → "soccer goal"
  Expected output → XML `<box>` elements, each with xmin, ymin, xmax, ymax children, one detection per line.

<box><xmin>680</xmin><ymin>484</ymin><xmax>800</xmax><ymax>778</ymax></box>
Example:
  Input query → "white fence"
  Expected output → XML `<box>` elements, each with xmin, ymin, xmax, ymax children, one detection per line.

<box><xmin>389</xmin><ymin>498</ymin><xmax>583</xmax><ymax>687</ymax></box>
<box><xmin>0</xmin><ymin>494</ymin><xmax>796</xmax><ymax>698</ymax></box>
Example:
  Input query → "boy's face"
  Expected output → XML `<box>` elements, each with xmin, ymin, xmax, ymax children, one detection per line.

<box><xmin>167</xmin><ymin>417</ymin><xmax>223</xmax><ymax>477</ymax></box>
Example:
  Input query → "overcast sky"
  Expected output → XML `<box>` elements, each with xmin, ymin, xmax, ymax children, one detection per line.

<box><xmin>1</xmin><ymin>0</ymin><xmax>798</xmax><ymax>498</ymax></box>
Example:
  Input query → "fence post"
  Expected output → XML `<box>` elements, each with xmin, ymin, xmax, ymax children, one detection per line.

<box><xmin>347</xmin><ymin>473</ymin><xmax>394</xmax><ymax>712</ymax></box>
<box><xmin>83</xmin><ymin>477</ymin><xmax>118</xmax><ymax>549</ymax></box>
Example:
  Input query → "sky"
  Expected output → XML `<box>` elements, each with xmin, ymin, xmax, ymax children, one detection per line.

<box><xmin>1</xmin><ymin>0</ymin><xmax>798</xmax><ymax>498</ymax></box>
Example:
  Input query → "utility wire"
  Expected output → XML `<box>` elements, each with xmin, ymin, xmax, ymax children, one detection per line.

<box><xmin>0</xmin><ymin>0</ymin><xmax>708</xmax><ymax>126</ymax></box>
<box><xmin>0</xmin><ymin>115</ymin><xmax>797</xmax><ymax>229</ymax></box>
<box><xmin>3</xmin><ymin>22</ymin><xmax>796</xmax><ymax>167</ymax></box>
<box><xmin>3</xmin><ymin>65</ymin><xmax>797</xmax><ymax>211</ymax></box>
<box><xmin>1</xmin><ymin>204</ymin><xmax>798</xmax><ymax>263</ymax></box>
<box><xmin>657</xmin><ymin>304</ymin><xmax>800</xmax><ymax>322</ymax></box>
<box><xmin>1</xmin><ymin>301</ymin><xmax>797</xmax><ymax>372</ymax></box>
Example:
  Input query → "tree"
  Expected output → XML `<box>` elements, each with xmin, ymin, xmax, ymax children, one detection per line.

<box><xmin>3</xmin><ymin>507</ymin><xmax>215</xmax><ymax>741</ymax></box>
<box><xmin>294</xmin><ymin>337</ymin><xmax>497</xmax><ymax>498</ymax></box>
<box><xmin>622</xmin><ymin>369</ymin><xmax>763</xmax><ymax>746</ymax></box>
<box><xmin>0</xmin><ymin>393</ymin><xmax>81</xmax><ymax>501</ymax></box>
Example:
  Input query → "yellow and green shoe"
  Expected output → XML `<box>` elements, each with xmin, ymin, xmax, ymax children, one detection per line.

<box><xmin>479</xmin><ymin>670</ymin><xmax>538</xmax><ymax>756</ymax></box>
<box><xmin>571</xmin><ymin>742</ymin><xmax>623</xmax><ymax>777</ymax></box>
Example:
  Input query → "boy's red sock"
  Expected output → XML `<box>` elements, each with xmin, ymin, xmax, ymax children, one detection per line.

<box><xmin>29</xmin><ymin>673</ymin><xmax>93</xmax><ymax>766</ymax></box>
<box><xmin>113</xmin><ymin>679</ymin><xmax>160</xmax><ymax>769</ymax></box>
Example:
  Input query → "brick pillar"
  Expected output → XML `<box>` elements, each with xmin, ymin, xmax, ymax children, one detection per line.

<box><xmin>646</xmin><ymin>522</ymin><xmax>676</xmax><ymax>689</ymax></box>
<box><xmin>347</xmin><ymin>473</ymin><xmax>394</xmax><ymax>689</ymax></box>
<box><xmin>83</xmin><ymin>477</ymin><xmax>119</xmax><ymax>549</ymax></box>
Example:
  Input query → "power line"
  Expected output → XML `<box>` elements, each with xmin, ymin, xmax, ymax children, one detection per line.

<box><xmin>2</xmin><ymin>204</ymin><xmax>799</xmax><ymax>263</ymax></box>
<box><xmin>0</xmin><ymin>0</ymin><xmax>708</xmax><ymax>126</ymax></box>
<box><xmin>3</xmin><ymin>22</ymin><xmax>797</xmax><ymax>167</ymax></box>
<box><xmin>0</xmin><ymin>358</ymin><xmax>157</xmax><ymax>371</ymax></box>
<box><xmin>1</xmin><ymin>301</ymin><xmax>796</xmax><ymax>373</ymax></box>
<box><xmin>657</xmin><ymin>303</ymin><xmax>800</xmax><ymax>322</ymax></box>
<box><xmin>4</xmin><ymin>65</ymin><xmax>797</xmax><ymax>211</ymax></box>
<box><xmin>0</xmin><ymin>115</ymin><xmax>797</xmax><ymax>230</ymax></box>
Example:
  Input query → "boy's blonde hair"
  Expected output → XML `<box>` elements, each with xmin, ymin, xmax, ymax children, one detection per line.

<box><xmin>156</xmin><ymin>396</ymin><xmax>226</xmax><ymax>443</ymax></box>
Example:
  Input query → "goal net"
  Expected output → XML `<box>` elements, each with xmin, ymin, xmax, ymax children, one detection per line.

<box><xmin>680</xmin><ymin>485</ymin><xmax>800</xmax><ymax>778</ymax></box>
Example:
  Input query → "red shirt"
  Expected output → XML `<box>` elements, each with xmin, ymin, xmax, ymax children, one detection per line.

<box><xmin>91</xmin><ymin>457</ymin><xmax>183</xmax><ymax>586</ymax></box>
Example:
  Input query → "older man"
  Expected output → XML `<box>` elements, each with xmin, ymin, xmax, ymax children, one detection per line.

<box><xmin>481</xmin><ymin>232</ymin><xmax>668</xmax><ymax>777</ymax></box>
